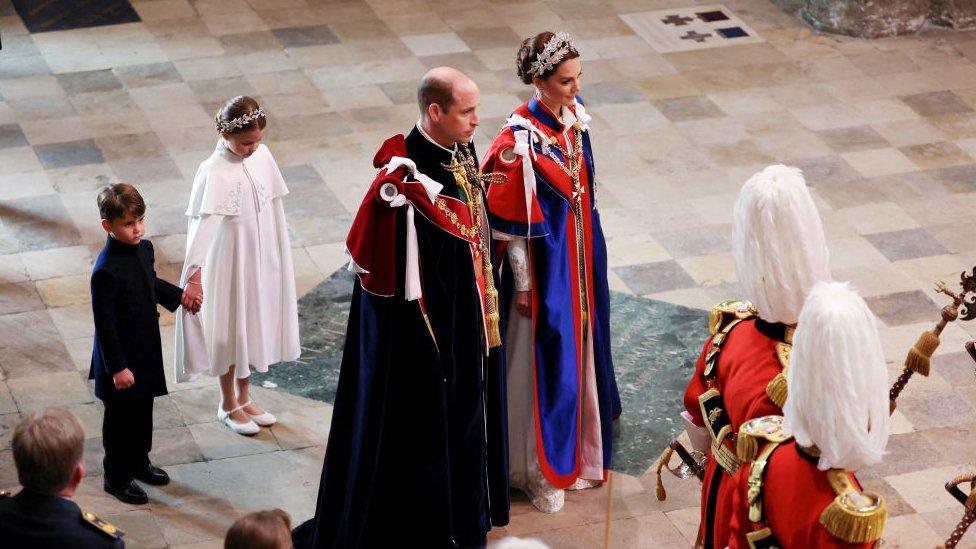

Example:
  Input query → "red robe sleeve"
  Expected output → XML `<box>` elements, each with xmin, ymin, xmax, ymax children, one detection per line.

<box><xmin>482</xmin><ymin>129</ymin><xmax>546</xmax><ymax>235</ymax></box>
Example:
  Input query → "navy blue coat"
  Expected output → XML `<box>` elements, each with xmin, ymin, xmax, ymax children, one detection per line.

<box><xmin>294</xmin><ymin>128</ymin><xmax>509</xmax><ymax>549</ymax></box>
<box><xmin>89</xmin><ymin>236</ymin><xmax>182</xmax><ymax>400</ymax></box>
<box><xmin>0</xmin><ymin>489</ymin><xmax>124</xmax><ymax>548</ymax></box>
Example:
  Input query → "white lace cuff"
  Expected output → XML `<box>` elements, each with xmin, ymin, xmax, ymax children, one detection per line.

<box><xmin>508</xmin><ymin>238</ymin><xmax>531</xmax><ymax>291</ymax></box>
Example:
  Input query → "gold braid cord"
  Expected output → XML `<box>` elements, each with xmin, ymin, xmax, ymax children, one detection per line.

<box><xmin>444</xmin><ymin>145</ymin><xmax>501</xmax><ymax>348</ymax></box>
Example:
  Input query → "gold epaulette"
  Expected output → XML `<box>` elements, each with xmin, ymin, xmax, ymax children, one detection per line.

<box><xmin>765</xmin><ymin>343</ymin><xmax>791</xmax><ymax>408</ymax></box>
<box><xmin>82</xmin><ymin>510</ymin><xmax>124</xmax><ymax>540</ymax></box>
<box><xmin>737</xmin><ymin>415</ymin><xmax>792</xmax><ymax>463</ymax></box>
<box><xmin>747</xmin><ymin>439</ymin><xmax>782</xmax><ymax>523</ymax></box>
<box><xmin>819</xmin><ymin>470</ymin><xmax>886</xmax><ymax>544</ymax></box>
<box><xmin>709</xmin><ymin>300</ymin><xmax>757</xmax><ymax>335</ymax></box>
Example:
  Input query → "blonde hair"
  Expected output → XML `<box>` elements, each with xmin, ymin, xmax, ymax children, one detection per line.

<box><xmin>785</xmin><ymin>281</ymin><xmax>889</xmax><ymax>471</ymax></box>
<box><xmin>12</xmin><ymin>408</ymin><xmax>85</xmax><ymax>494</ymax></box>
<box><xmin>732</xmin><ymin>164</ymin><xmax>831</xmax><ymax>324</ymax></box>
<box><xmin>225</xmin><ymin>509</ymin><xmax>293</xmax><ymax>549</ymax></box>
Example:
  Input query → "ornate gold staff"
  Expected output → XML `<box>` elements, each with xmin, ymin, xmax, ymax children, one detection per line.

<box><xmin>889</xmin><ymin>268</ymin><xmax>976</xmax><ymax>412</ymax></box>
<box><xmin>939</xmin><ymin>472</ymin><xmax>976</xmax><ymax>549</ymax></box>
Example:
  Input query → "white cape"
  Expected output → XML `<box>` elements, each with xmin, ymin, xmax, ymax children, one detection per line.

<box><xmin>174</xmin><ymin>141</ymin><xmax>300</xmax><ymax>382</ymax></box>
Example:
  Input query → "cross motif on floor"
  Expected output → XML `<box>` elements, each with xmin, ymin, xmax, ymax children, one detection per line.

<box><xmin>661</xmin><ymin>14</ymin><xmax>694</xmax><ymax>26</ymax></box>
<box><xmin>680</xmin><ymin>30</ymin><xmax>712</xmax><ymax>42</ymax></box>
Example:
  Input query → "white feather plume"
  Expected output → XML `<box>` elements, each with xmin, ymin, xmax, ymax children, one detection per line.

<box><xmin>784</xmin><ymin>281</ymin><xmax>889</xmax><ymax>471</ymax></box>
<box><xmin>732</xmin><ymin>164</ymin><xmax>831</xmax><ymax>324</ymax></box>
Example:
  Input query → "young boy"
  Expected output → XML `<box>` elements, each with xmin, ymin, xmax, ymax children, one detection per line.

<box><xmin>90</xmin><ymin>183</ymin><xmax>200</xmax><ymax>504</ymax></box>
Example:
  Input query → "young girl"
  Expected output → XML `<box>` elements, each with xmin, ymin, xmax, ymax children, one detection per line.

<box><xmin>481</xmin><ymin>32</ymin><xmax>621</xmax><ymax>513</ymax></box>
<box><xmin>175</xmin><ymin>96</ymin><xmax>300</xmax><ymax>436</ymax></box>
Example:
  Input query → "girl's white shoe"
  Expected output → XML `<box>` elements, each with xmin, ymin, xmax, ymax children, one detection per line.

<box><xmin>240</xmin><ymin>400</ymin><xmax>276</xmax><ymax>426</ymax></box>
<box><xmin>216</xmin><ymin>403</ymin><xmax>260</xmax><ymax>436</ymax></box>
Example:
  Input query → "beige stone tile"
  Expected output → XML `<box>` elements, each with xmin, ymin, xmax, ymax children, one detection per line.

<box><xmin>837</xmin><ymin>202</ymin><xmax>920</xmax><ymax>235</ymax></box>
<box><xmin>0</xmin><ymin>254</ymin><xmax>28</xmax><ymax>283</ymax></box>
<box><xmin>841</xmin><ymin>148</ymin><xmax>920</xmax><ymax>177</ymax></box>
<box><xmin>47</xmin><ymin>303</ymin><xmax>95</xmax><ymax>340</ymax></box>
<box><xmin>132</xmin><ymin>0</ymin><xmax>196</xmax><ymax>22</ymax></box>
<box><xmin>35</xmin><ymin>273</ymin><xmax>91</xmax><ymax>307</ymax></box>
<box><xmin>188</xmin><ymin>421</ymin><xmax>280</xmax><ymax>460</ymax></box>
<box><xmin>900</xmin><ymin>141</ymin><xmax>973</xmax><ymax>169</ymax></box>
<box><xmin>883</xmin><ymin>512</ymin><xmax>953</xmax><ymax>547</ymax></box>
<box><xmin>7</xmin><ymin>371</ymin><xmax>93</xmax><ymax>411</ymax></box>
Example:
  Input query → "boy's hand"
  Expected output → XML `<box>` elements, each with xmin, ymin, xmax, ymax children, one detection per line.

<box><xmin>182</xmin><ymin>285</ymin><xmax>203</xmax><ymax>314</ymax></box>
<box><xmin>113</xmin><ymin>368</ymin><xmax>135</xmax><ymax>390</ymax></box>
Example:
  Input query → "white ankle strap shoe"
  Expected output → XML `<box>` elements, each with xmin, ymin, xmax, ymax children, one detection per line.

<box><xmin>240</xmin><ymin>400</ymin><xmax>276</xmax><ymax>426</ymax></box>
<box><xmin>217</xmin><ymin>403</ymin><xmax>259</xmax><ymax>436</ymax></box>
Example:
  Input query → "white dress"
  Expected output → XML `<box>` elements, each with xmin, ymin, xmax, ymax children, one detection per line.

<box><xmin>174</xmin><ymin>141</ymin><xmax>300</xmax><ymax>381</ymax></box>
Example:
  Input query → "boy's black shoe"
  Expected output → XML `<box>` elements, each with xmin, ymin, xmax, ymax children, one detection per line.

<box><xmin>104</xmin><ymin>479</ymin><xmax>149</xmax><ymax>505</ymax></box>
<box><xmin>134</xmin><ymin>464</ymin><xmax>170</xmax><ymax>486</ymax></box>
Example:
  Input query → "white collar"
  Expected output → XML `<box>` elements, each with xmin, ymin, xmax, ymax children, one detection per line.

<box><xmin>416</xmin><ymin>120</ymin><xmax>458</xmax><ymax>155</ymax></box>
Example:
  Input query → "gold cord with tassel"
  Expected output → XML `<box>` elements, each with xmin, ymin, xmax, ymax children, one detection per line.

<box><xmin>905</xmin><ymin>331</ymin><xmax>939</xmax><ymax>376</ymax></box>
<box><xmin>654</xmin><ymin>444</ymin><xmax>676</xmax><ymax>501</ymax></box>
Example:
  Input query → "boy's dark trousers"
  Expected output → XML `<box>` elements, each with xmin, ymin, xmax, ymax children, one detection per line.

<box><xmin>102</xmin><ymin>396</ymin><xmax>154</xmax><ymax>488</ymax></box>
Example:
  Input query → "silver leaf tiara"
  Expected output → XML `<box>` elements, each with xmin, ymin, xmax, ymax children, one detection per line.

<box><xmin>527</xmin><ymin>32</ymin><xmax>576</xmax><ymax>78</ymax></box>
<box><xmin>216</xmin><ymin>107</ymin><xmax>266</xmax><ymax>133</ymax></box>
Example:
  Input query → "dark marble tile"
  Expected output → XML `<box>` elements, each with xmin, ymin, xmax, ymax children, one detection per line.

<box><xmin>11</xmin><ymin>0</ymin><xmax>140</xmax><ymax>33</ymax></box>
<box><xmin>613</xmin><ymin>260</ymin><xmax>697</xmax><ymax>295</ymax></box>
<box><xmin>931</xmin><ymin>164</ymin><xmax>976</xmax><ymax>193</ymax></box>
<box><xmin>864</xmin><ymin>228</ymin><xmax>948</xmax><ymax>262</ymax></box>
<box><xmin>113</xmin><ymin>62</ymin><xmax>183</xmax><ymax>89</ymax></box>
<box><xmin>0</xmin><ymin>194</ymin><xmax>82</xmax><ymax>251</ymax></box>
<box><xmin>788</xmin><ymin>155</ymin><xmax>862</xmax><ymax>184</ymax></box>
<box><xmin>218</xmin><ymin>31</ymin><xmax>280</xmax><ymax>55</ymax></box>
<box><xmin>651</xmin><ymin>96</ymin><xmax>724</xmax><ymax>122</ymax></box>
<box><xmin>815</xmin><ymin>178</ymin><xmax>881</xmax><ymax>208</ymax></box>
<box><xmin>864</xmin><ymin>289</ymin><xmax>939</xmax><ymax>326</ymax></box>
<box><xmin>457</xmin><ymin>27</ymin><xmax>522</xmax><ymax>49</ymax></box>
<box><xmin>901</xmin><ymin>90</ymin><xmax>974</xmax><ymax>117</ymax></box>
<box><xmin>95</xmin><ymin>132</ymin><xmax>167</xmax><ymax>161</ymax></box>
<box><xmin>816</xmin><ymin>125</ymin><xmax>891</xmax><ymax>152</ymax></box>
<box><xmin>0</xmin><ymin>124</ymin><xmax>29</xmax><ymax>150</ymax></box>
<box><xmin>379</xmin><ymin>80</ymin><xmax>419</xmax><ymax>105</ymax></box>
<box><xmin>867</xmin><ymin>171</ymin><xmax>943</xmax><ymax>203</ymax></box>
<box><xmin>273</xmin><ymin>25</ymin><xmax>340</xmax><ymax>49</ymax></box>
<box><xmin>55</xmin><ymin>69</ymin><xmax>123</xmax><ymax>95</ymax></box>
<box><xmin>653</xmin><ymin>224</ymin><xmax>732</xmax><ymax>259</ymax></box>
<box><xmin>0</xmin><ymin>55</ymin><xmax>52</xmax><ymax>79</ymax></box>
<box><xmin>34</xmin><ymin>139</ymin><xmax>105</xmax><ymax>169</ymax></box>
<box><xmin>859</xmin><ymin>431</ymin><xmax>949</xmax><ymax>479</ymax></box>
<box><xmin>187</xmin><ymin>76</ymin><xmax>256</xmax><ymax>106</ymax></box>
<box><xmin>897</xmin><ymin>389</ymin><xmax>976</xmax><ymax>429</ymax></box>
<box><xmin>582</xmin><ymin>81</ymin><xmax>647</xmax><ymax>105</ymax></box>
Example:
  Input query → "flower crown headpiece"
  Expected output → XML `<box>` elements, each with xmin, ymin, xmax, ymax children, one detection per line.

<box><xmin>528</xmin><ymin>32</ymin><xmax>576</xmax><ymax>78</ymax></box>
<box><xmin>216</xmin><ymin>108</ymin><xmax>266</xmax><ymax>134</ymax></box>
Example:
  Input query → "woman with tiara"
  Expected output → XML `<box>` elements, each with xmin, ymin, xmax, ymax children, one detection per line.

<box><xmin>482</xmin><ymin>32</ymin><xmax>621</xmax><ymax>513</ymax></box>
<box><xmin>176</xmin><ymin>96</ymin><xmax>300</xmax><ymax>436</ymax></box>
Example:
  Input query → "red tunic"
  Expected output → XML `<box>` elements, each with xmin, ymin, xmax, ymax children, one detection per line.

<box><xmin>728</xmin><ymin>441</ymin><xmax>874</xmax><ymax>549</ymax></box>
<box><xmin>683</xmin><ymin>319</ymin><xmax>787</xmax><ymax>549</ymax></box>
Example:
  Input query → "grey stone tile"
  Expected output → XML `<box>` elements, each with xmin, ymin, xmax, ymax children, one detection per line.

<box><xmin>113</xmin><ymin>62</ymin><xmax>184</xmax><ymax>89</ymax></box>
<box><xmin>789</xmin><ymin>155</ymin><xmax>862</xmax><ymax>184</ymax></box>
<box><xmin>55</xmin><ymin>70</ymin><xmax>123</xmax><ymax>95</ymax></box>
<box><xmin>866</xmin><ymin>171</ymin><xmax>943</xmax><ymax>203</ymax></box>
<box><xmin>860</xmin><ymin>431</ymin><xmax>949</xmax><ymax>480</ymax></box>
<box><xmin>613</xmin><ymin>260</ymin><xmax>697</xmax><ymax>295</ymax></box>
<box><xmin>0</xmin><ymin>124</ymin><xmax>28</xmax><ymax>149</ymax></box>
<box><xmin>0</xmin><ymin>413</ymin><xmax>21</xmax><ymax>450</ymax></box>
<box><xmin>652</xmin><ymin>225</ymin><xmax>731</xmax><ymax>259</ymax></box>
<box><xmin>457</xmin><ymin>27</ymin><xmax>522</xmax><ymax>50</ymax></box>
<box><xmin>897</xmin><ymin>389</ymin><xmax>976</xmax><ymax>430</ymax></box>
<box><xmin>920</xmin><ymin>423</ymin><xmax>976</xmax><ymax>468</ymax></box>
<box><xmin>816</xmin><ymin>125</ymin><xmax>890</xmax><ymax>152</ymax></box>
<box><xmin>864</xmin><ymin>289</ymin><xmax>939</xmax><ymax>326</ymax></box>
<box><xmin>273</xmin><ymin>25</ymin><xmax>340</xmax><ymax>49</ymax></box>
<box><xmin>931</xmin><ymin>164</ymin><xmax>976</xmax><ymax>193</ymax></box>
<box><xmin>187</xmin><ymin>76</ymin><xmax>256</xmax><ymax>106</ymax></box>
<box><xmin>0</xmin><ymin>450</ymin><xmax>17</xmax><ymax>486</ymax></box>
<box><xmin>815</xmin><ymin>178</ymin><xmax>881</xmax><ymax>208</ymax></box>
<box><xmin>9</xmin><ymin>96</ymin><xmax>75</xmax><ymax>120</ymax></box>
<box><xmin>108</xmin><ymin>156</ymin><xmax>182</xmax><ymax>184</ymax></box>
<box><xmin>379</xmin><ymin>80</ymin><xmax>419</xmax><ymax>105</ymax></box>
<box><xmin>419</xmin><ymin>52</ymin><xmax>488</xmax><ymax>73</ymax></box>
<box><xmin>0</xmin><ymin>55</ymin><xmax>51</xmax><ymax>79</ymax></box>
<box><xmin>0</xmin><ymin>194</ymin><xmax>82</xmax><ymax>251</ymax></box>
<box><xmin>95</xmin><ymin>133</ymin><xmax>168</xmax><ymax>161</ymax></box>
<box><xmin>279</xmin><ymin>164</ymin><xmax>323</xmax><ymax>193</ymax></box>
<box><xmin>901</xmin><ymin>90</ymin><xmax>974</xmax><ymax>117</ymax></box>
<box><xmin>150</xmin><ymin>426</ymin><xmax>205</xmax><ymax>467</ymax></box>
<box><xmin>101</xmin><ymin>509</ymin><xmax>167</xmax><ymax>548</ymax></box>
<box><xmin>0</xmin><ymin>337</ymin><xmax>75</xmax><ymax>378</ymax></box>
<box><xmin>583</xmin><ymin>81</ymin><xmax>647</xmax><ymax>105</ymax></box>
<box><xmin>864</xmin><ymin>228</ymin><xmax>948</xmax><ymax>261</ymax></box>
<box><xmin>858</xmin><ymin>478</ymin><xmax>916</xmax><ymax>518</ymax></box>
<box><xmin>34</xmin><ymin>139</ymin><xmax>105</xmax><ymax>169</ymax></box>
<box><xmin>651</xmin><ymin>96</ymin><xmax>724</xmax><ymax>122</ymax></box>
<box><xmin>217</xmin><ymin>31</ymin><xmax>280</xmax><ymax>56</ymax></box>
<box><xmin>932</xmin><ymin>352</ymin><xmax>976</xmax><ymax>387</ymax></box>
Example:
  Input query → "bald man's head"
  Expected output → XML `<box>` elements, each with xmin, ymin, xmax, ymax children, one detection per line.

<box><xmin>417</xmin><ymin>67</ymin><xmax>480</xmax><ymax>146</ymax></box>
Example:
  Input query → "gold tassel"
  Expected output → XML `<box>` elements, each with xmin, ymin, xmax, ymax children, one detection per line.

<box><xmin>737</xmin><ymin>431</ymin><xmax>759</xmax><ymax>463</ymax></box>
<box><xmin>766</xmin><ymin>373</ymin><xmax>788</xmax><ymax>408</ymax></box>
<box><xmin>485</xmin><ymin>287</ymin><xmax>501</xmax><ymax>348</ymax></box>
<box><xmin>905</xmin><ymin>331</ymin><xmax>939</xmax><ymax>376</ymax></box>
<box><xmin>819</xmin><ymin>497</ymin><xmax>887</xmax><ymax>544</ymax></box>
<box><xmin>654</xmin><ymin>445</ymin><xmax>675</xmax><ymax>501</ymax></box>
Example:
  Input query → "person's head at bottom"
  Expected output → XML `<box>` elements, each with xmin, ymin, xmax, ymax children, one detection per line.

<box><xmin>12</xmin><ymin>407</ymin><xmax>86</xmax><ymax>497</ymax></box>
<box><xmin>225</xmin><ymin>508</ymin><xmax>293</xmax><ymax>549</ymax></box>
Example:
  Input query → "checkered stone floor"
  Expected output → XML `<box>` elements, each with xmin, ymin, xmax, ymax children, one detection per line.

<box><xmin>3</xmin><ymin>0</ymin><xmax>976</xmax><ymax>547</ymax></box>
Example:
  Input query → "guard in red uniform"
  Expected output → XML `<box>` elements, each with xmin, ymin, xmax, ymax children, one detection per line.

<box><xmin>727</xmin><ymin>282</ymin><xmax>890</xmax><ymax>549</ymax></box>
<box><xmin>682</xmin><ymin>165</ymin><xmax>832</xmax><ymax>549</ymax></box>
